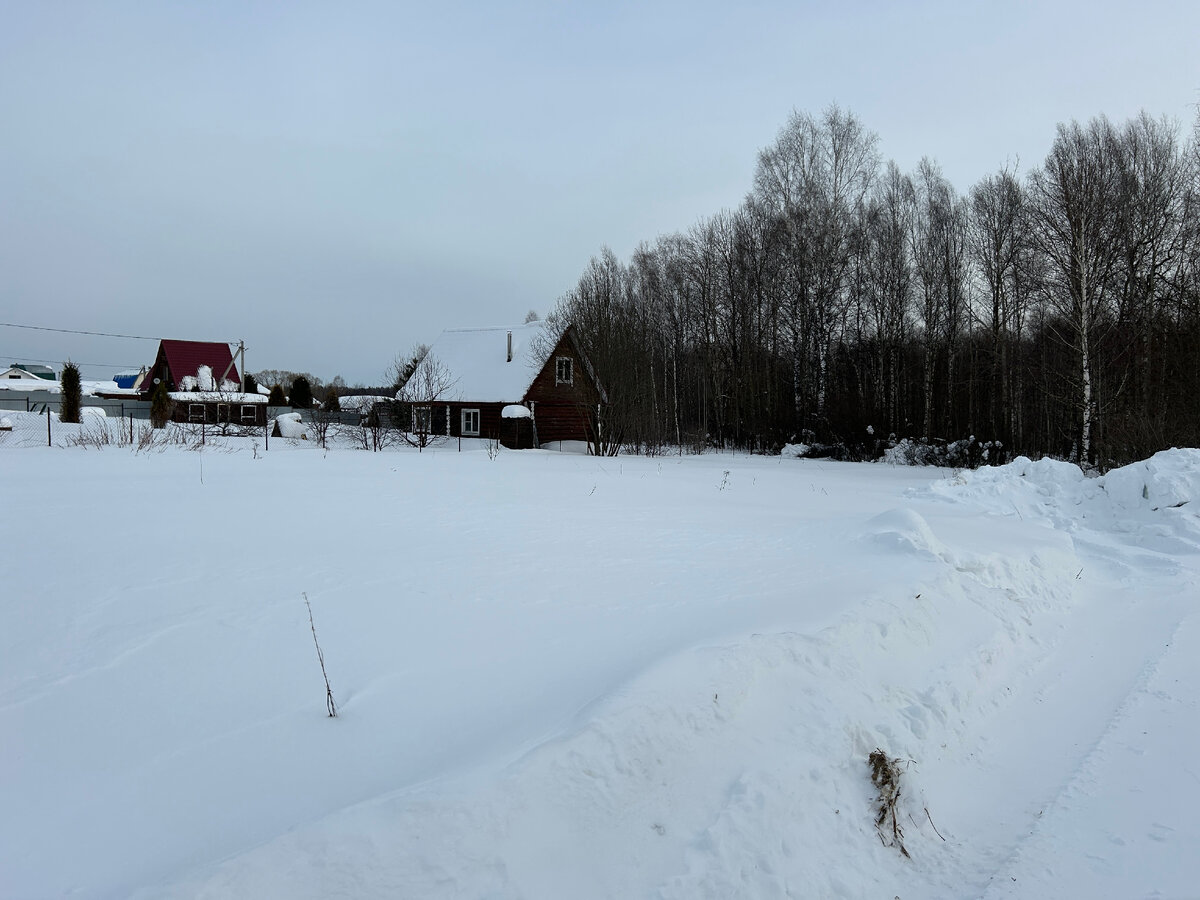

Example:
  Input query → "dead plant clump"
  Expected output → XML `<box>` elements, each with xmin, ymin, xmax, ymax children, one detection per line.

<box><xmin>869</xmin><ymin>748</ymin><xmax>910</xmax><ymax>858</ymax></box>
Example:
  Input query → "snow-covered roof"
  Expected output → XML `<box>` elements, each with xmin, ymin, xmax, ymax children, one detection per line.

<box><xmin>501</xmin><ymin>404</ymin><xmax>532</xmax><ymax>419</ymax></box>
<box><xmin>149</xmin><ymin>340</ymin><xmax>240</xmax><ymax>393</ymax></box>
<box><xmin>405</xmin><ymin>323</ymin><xmax>549</xmax><ymax>403</ymax></box>
<box><xmin>2</xmin><ymin>366</ymin><xmax>47</xmax><ymax>380</ymax></box>
<box><xmin>168</xmin><ymin>391</ymin><xmax>268</xmax><ymax>403</ymax></box>
<box><xmin>337</xmin><ymin>394</ymin><xmax>391</xmax><ymax>413</ymax></box>
<box><xmin>0</xmin><ymin>379</ymin><xmax>121</xmax><ymax>396</ymax></box>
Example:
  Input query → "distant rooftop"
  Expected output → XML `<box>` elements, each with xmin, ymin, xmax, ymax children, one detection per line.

<box><xmin>8</xmin><ymin>363</ymin><xmax>56</xmax><ymax>380</ymax></box>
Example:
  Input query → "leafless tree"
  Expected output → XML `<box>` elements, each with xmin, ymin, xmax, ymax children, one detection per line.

<box><xmin>754</xmin><ymin>105</ymin><xmax>879</xmax><ymax>426</ymax></box>
<box><xmin>969</xmin><ymin>164</ymin><xmax>1033</xmax><ymax>447</ymax></box>
<box><xmin>386</xmin><ymin>343</ymin><xmax>430</xmax><ymax>393</ymax></box>
<box><xmin>1028</xmin><ymin>117</ymin><xmax>1123</xmax><ymax>464</ymax></box>
<box><xmin>396</xmin><ymin>352</ymin><xmax>456</xmax><ymax>449</ymax></box>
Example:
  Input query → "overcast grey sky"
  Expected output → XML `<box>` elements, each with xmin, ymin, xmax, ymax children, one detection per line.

<box><xmin>2</xmin><ymin>1</ymin><xmax>1197</xmax><ymax>386</ymax></box>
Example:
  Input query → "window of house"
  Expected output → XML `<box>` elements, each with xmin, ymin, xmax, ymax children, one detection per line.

<box><xmin>412</xmin><ymin>405</ymin><xmax>431</xmax><ymax>433</ymax></box>
<box><xmin>555</xmin><ymin>356</ymin><xmax>573</xmax><ymax>385</ymax></box>
<box><xmin>217</xmin><ymin>403</ymin><xmax>230</xmax><ymax>423</ymax></box>
<box><xmin>240</xmin><ymin>405</ymin><xmax>258</xmax><ymax>423</ymax></box>
<box><xmin>188</xmin><ymin>403</ymin><xmax>205</xmax><ymax>423</ymax></box>
<box><xmin>462</xmin><ymin>408</ymin><xmax>480</xmax><ymax>436</ymax></box>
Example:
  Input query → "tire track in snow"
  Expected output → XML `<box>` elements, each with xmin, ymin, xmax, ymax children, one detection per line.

<box><xmin>977</xmin><ymin>601</ymin><xmax>1200</xmax><ymax>899</ymax></box>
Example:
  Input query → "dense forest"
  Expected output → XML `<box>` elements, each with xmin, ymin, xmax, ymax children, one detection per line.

<box><xmin>543</xmin><ymin>106</ymin><xmax>1200</xmax><ymax>469</ymax></box>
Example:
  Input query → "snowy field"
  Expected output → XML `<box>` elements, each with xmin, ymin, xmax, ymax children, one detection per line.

<box><xmin>2</xmin><ymin>419</ymin><xmax>1199</xmax><ymax>899</ymax></box>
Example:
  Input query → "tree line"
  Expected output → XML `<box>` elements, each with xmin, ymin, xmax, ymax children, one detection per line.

<box><xmin>543</xmin><ymin>106</ymin><xmax>1200</xmax><ymax>468</ymax></box>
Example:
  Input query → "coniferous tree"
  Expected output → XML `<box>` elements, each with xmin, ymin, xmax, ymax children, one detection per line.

<box><xmin>267</xmin><ymin>384</ymin><xmax>287</xmax><ymax>406</ymax></box>
<box><xmin>150</xmin><ymin>379</ymin><xmax>173</xmax><ymax>428</ymax></box>
<box><xmin>242</xmin><ymin>372</ymin><xmax>259</xmax><ymax>395</ymax></box>
<box><xmin>289</xmin><ymin>376</ymin><xmax>314</xmax><ymax>409</ymax></box>
<box><xmin>60</xmin><ymin>362</ymin><xmax>82</xmax><ymax>424</ymax></box>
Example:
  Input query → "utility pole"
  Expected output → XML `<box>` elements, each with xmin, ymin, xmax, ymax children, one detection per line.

<box><xmin>219</xmin><ymin>341</ymin><xmax>247</xmax><ymax>393</ymax></box>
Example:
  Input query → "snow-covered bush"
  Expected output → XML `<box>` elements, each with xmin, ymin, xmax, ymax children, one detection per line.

<box><xmin>273</xmin><ymin>412</ymin><xmax>309</xmax><ymax>440</ymax></box>
<box><xmin>882</xmin><ymin>437</ymin><xmax>1006</xmax><ymax>469</ymax></box>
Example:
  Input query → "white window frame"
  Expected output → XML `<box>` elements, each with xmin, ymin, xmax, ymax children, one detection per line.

<box><xmin>461</xmin><ymin>408</ymin><xmax>480</xmax><ymax>436</ymax></box>
<box><xmin>188</xmin><ymin>403</ymin><xmax>206</xmax><ymax>423</ymax></box>
<box><xmin>217</xmin><ymin>402</ymin><xmax>231</xmax><ymax>423</ymax></box>
<box><xmin>555</xmin><ymin>356</ymin><xmax>573</xmax><ymax>385</ymax></box>
<box><xmin>240</xmin><ymin>404</ymin><xmax>258</xmax><ymax>424</ymax></box>
<box><xmin>412</xmin><ymin>405</ymin><xmax>431</xmax><ymax>433</ymax></box>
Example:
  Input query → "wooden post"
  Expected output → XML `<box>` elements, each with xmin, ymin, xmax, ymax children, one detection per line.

<box><xmin>46</xmin><ymin>406</ymin><xmax>51</xmax><ymax>446</ymax></box>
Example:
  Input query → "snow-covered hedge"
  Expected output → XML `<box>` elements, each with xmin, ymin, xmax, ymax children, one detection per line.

<box><xmin>882</xmin><ymin>437</ymin><xmax>1006</xmax><ymax>469</ymax></box>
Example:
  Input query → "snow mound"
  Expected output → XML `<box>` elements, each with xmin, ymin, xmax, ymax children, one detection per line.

<box><xmin>81</xmin><ymin>406</ymin><xmax>107</xmax><ymax>420</ymax></box>
<box><xmin>1102</xmin><ymin>448</ymin><xmax>1200</xmax><ymax>511</ymax></box>
<box><xmin>274</xmin><ymin>412</ymin><xmax>309</xmax><ymax>440</ymax></box>
<box><xmin>922</xmin><ymin>450</ymin><xmax>1200</xmax><ymax>563</ymax></box>
<box><xmin>928</xmin><ymin>451</ymin><xmax>1200</xmax><ymax>522</ymax></box>
<box><xmin>861</xmin><ymin>507</ymin><xmax>947</xmax><ymax>559</ymax></box>
<box><xmin>923</xmin><ymin>455</ymin><xmax>1094</xmax><ymax>526</ymax></box>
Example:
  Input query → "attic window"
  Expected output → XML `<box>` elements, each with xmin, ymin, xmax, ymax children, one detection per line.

<box><xmin>555</xmin><ymin>356</ymin><xmax>573</xmax><ymax>385</ymax></box>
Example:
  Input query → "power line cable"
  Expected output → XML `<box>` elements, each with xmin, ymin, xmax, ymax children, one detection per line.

<box><xmin>0</xmin><ymin>353</ymin><xmax>147</xmax><ymax>369</ymax></box>
<box><xmin>0</xmin><ymin>321</ymin><xmax>161</xmax><ymax>341</ymax></box>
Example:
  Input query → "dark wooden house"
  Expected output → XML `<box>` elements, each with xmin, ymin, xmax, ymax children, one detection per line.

<box><xmin>398</xmin><ymin>323</ymin><xmax>607</xmax><ymax>449</ymax></box>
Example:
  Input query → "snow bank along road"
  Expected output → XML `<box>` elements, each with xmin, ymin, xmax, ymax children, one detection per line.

<box><xmin>2</xmin><ymin>438</ymin><xmax>1198</xmax><ymax>899</ymax></box>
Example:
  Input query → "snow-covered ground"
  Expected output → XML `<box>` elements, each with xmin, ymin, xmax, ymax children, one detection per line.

<box><xmin>2</xmin><ymin>422</ymin><xmax>1198</xmax><ymax>899</ymax></box>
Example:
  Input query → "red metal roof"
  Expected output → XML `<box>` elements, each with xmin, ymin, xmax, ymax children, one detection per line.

<box><xmin>150</xmin><ymin>340</ymin><xmax>240</xmax><ymax>391</ymax></box>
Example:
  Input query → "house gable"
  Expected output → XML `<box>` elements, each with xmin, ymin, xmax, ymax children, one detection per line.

<box><xmin>142</xmin><ymin>340</ymin><xmax>240</xmax><ymax>393</ymax></box>
<box><xmin>3</xmin><ymin>365</ymin><xmax>46</xmax><ymax>381</ymax></box>
<box><xmin>522</xmin><ymin>328</ymin><xmax>604</xmax><ymax>407</ymax></box>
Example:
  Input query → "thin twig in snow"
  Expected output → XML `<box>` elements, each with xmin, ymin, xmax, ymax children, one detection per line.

<box><xmin>304</xmin><ymin>592</ymin><xmax>337</xmax><ymax>717</ymax></box>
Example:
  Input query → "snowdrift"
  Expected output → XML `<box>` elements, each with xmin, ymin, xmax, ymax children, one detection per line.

<box><xmin>2</xmin><ymin>445</ymin><xmax>1197</xmax><ymax>899</ymax></box>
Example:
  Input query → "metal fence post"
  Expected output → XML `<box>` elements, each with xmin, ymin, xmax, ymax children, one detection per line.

<box><xmin>264</xmin><ymin>418</ymin><xmax>269</xmax><ymax>451</ymax></box>
<box><xmin>46</xmin><ymin>406</ymin><xmax>51</xmax><ymax>447</ymax></box>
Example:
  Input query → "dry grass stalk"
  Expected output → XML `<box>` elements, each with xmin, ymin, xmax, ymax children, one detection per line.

<box><xmin>869</xmin><ymin>748</ymin><xmax>910</xmax><ymax>858</ymax></box>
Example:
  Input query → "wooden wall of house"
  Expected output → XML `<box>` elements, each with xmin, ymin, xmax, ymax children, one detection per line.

<box><xmin>524</xmin><ymin>333</ymin><xmax>601</xmax><ymax>446</ymax></box>
<box><xmin>524</xmin><ymin>336</ymin><xmax>599</xmax><ymax>409</ymax></box>
<box><xmin>170</xmin><ymin>400</ymin><xmax>268</xmax><ymax>427</ymax></box>
<box><xmin>530</xmin><ymin>402</ymin><xmax>595</xmax><ymax>446</ymax></box>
